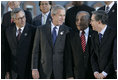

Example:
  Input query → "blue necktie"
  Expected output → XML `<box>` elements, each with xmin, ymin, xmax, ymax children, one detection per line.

<box><xmin>52</xmin><ymin>27</ymin><xmax>57</xmax><ymax>45</ymax></box>
<box><xmin>99</xmin><ymin>33</ymin><xmax>102</xmax><ymax>43</ymax></box>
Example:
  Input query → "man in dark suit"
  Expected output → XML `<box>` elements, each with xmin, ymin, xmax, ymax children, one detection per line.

<box><xmin>64</xmin><ymin>11</ymin><xmax>94</xmax><ymax>79</ymax></box>
<box><xmin>98</xmin><ymin>1</ymin><xmax>117</xmax><ymax>30</ymax></box>
<box><xmin>2</xmin><ymin>1</ymin><xmax>32</xmax><ymax>28</ymax></box>
<box><xmin>33</xmin><ymin>1</ymin><xmax>52</xmax><ymax>27</ymax></box>
<box><xmin>90</xmin><ymin>10</ymin><xmax>116</xmax><ymax>79</ymax></box>
<box><xmin>5</xmin><ymin>8</ymin><xmax>36</xmax><ymax>79</ymax></box>
<box><xmin>32</xmin><ymin>5</ymin><xmax>70</xmax><ymax>79</ymax></box>
<box><xmin>65</xmin><ymin>1</ymin><xmax>95</xmax><ymax>30</ymax></box>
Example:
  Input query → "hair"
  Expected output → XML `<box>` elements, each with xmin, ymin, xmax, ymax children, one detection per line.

<box><xmin>11</xmin><ymin>8</ymin><xmax>25</xmax><ymax>19</ymax></box>
<box><xmin>51</xmin><ymin>5</ymin><xmax>65</xmax><ymax>15</ymax></box>
<box><xmin>92</xmin><ymin>10</ymin><xmax>108</xmax><ymax>24</ymax></box>
<box><xmin>76</xmin><ymin>11</ymin><xmax>90</xmax><ymax>21</ymax></box>
<box><xmin>39</xmin><ymin>1</ymin><xmax>52</xmax><ymax>6</ymax></box>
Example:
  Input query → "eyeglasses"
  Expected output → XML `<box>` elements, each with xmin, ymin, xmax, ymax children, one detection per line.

<box><xmin>91</xmin><ymin>19</ymin><xmax>96</xmax><ymax>22</ymax></box>
<box><xmin>16</xmin><ymin>16</ymin><xmax>25</xmax><ymax>20</ymax></box>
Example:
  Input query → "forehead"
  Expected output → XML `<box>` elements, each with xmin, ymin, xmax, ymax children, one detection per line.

<box><xmin>77</xmin><ymin>13</ymin><xmax>87</xmax><ymax>18</ymax></box>
<box><xmin>57</xmin><ymin>9</ymin><xmax>65</xmax><ymax>14</ymax></box>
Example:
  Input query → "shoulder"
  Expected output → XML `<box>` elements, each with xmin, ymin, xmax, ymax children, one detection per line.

<box><xmin>3</xmin><ymin>11</ymin><xmax>11</xmax><ymax>17</ymax></box>
<box><xmin>33</xmin><ymin>14</ymin><xmax>41</xmax><ymax>21</ymax></box>
<box><xmin>98</xmin><ymin>6</ymin><xmax>105</xmax><ymax>10</ymax></box>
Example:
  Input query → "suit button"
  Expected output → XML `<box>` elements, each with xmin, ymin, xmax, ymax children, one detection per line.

<box><xmin>41</xmin><ymin>60</ymin><xmax>45</xmax><ymax>64</ymax></box>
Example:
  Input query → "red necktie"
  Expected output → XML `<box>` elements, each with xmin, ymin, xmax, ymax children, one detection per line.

<box><xmin>80</xmin><ymin>31</ymin><xmax>86</xmax><ymax>53</ymax></box>
<box><xmin>17</xmin><ymin>28</ymin><xmax>21</xmax><ymax>41</ymax></box>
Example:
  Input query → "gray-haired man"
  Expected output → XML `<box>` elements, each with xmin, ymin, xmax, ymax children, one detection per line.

<box><xmin>31</xmin><ymin>5</ymin><xmax>70</xmax><ymax>79</ymax></box>
<box><xmin>5</xmin><ymin>8</ymin><xmax>36</xmax><ymax>79</ymax></box>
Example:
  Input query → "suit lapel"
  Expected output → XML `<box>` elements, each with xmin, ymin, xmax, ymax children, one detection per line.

<box><xmin>45</xmin><ymin>24</ymin><xmax>53</xmax><ymax>48</ymax></box>
<box><xmin>100</xmin><ymin>27</ymin><xmax>110</xmax><ymax>47</ymax></box>
<box><xmin>54</xmin><ymin>25</ymin><xmax>65</xmax><ymax>47</ymax></box>
<box><xmin>108</xmin><ymin>3</ymin><xmax>116</xmax><ymax>16</ymax></box>
<box><xmin>8</xmin><ymin>26</ymin><xmax>17</xmax><ymax>46</ymax></box>
<box><xmin>18</xmin><ymin>24</ymin><xmax>29</xmax><ymax>45</ymax></box>
<box><xmin>46</xmin><ymin>12</ymin><xmax>51</xmax><ymax>24</ymax></box>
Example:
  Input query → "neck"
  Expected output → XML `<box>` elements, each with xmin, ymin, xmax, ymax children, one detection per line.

<box><xmin>106</xmin><ymin>1</ymin><xmax>113</xmax><ymax>6</ymax></box>
<box><xmin>98</xmin><ymin>24</ymin><xmax>106</xmax><ymax>33</ymax></box>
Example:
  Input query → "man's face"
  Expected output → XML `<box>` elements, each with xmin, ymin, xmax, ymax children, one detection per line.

<box><xmin>76</xmin><ymin>13</ymin><xmax>89</xmax><ymax>30</ymax></box>
<box><xmin>14</xmin><ymin>11</ymin><xmax>26</xmax><ymax>28</ymax></box>
<box><xmin>40</xmin><ymin>1</ymin><xmax>51</xmax><ymax>14</ymax></box>
<box><xmin>8</xmin><ymin>1</ymin><xmax>20</xmax><ymax>9</ymax></box>
<box><xmin>90</xmin><ymin>14</ymin><xmax>99</xmax><ymax>31</ymax></box>
<box><xmin>52</xmin><ymin>9</ymin><xmax>65</xmax><ymax>26</ymax></box>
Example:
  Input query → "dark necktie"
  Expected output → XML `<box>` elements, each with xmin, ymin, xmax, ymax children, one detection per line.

<box><xmin>99</xmin><ymin>33</ymin><xmax>102</xmax><ymax>43</ymax></box>
<box><xmin>105</xmin><ymin>6</ymin><xmax>109</xmax><ymax>13</ymax></box>
<box><xmin>80</xmin><ymin>31</ymin><xmax>86</xmax><ymax>53</ymax></box>
<box><xmin>17</xmin><ymin>28</ymin><xmax>21</xmax><ymax>41</ymax></box>
<box><xmin>52</xmin><ymin>27</ymin><xmax>57</xmax><ymax>45</ymax></box>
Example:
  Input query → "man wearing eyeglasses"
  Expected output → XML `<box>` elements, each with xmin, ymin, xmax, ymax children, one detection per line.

<box><xmin>5</xmin><ymin>8</ymin><xmax>36</xmax><ymax>79</ymax></box>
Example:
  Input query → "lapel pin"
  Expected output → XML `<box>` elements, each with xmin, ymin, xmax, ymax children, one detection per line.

<box><xmin>89</xmin><ymin>35</ymin><xmax>91</xmax><ymax>37</ymax></box>
<box><xmin>60</xmin><ymin>31</ymin><xmax>64</xmax><ymax>35</ymax></box>
<box><xmin>24</xmin><ymin>33</ymin><xmax>27</xmax><ymax>36</ymax></box>
<box><xmin>112</xmin><ymin>10</ymin><xmax>115</xmax><ymax>12</ymax></box>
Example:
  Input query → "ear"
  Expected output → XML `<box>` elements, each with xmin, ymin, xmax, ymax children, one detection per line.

<box><xmin>98</xmin><ymin>20</ymin><xmax>101</xmax><ymax>24</ymax></box>
<box><xmin>51</xmin><ymin>14</ymin><xmax>54</xmax><ymax>19</ymax></box>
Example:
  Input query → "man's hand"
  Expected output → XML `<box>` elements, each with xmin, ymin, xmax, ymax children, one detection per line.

<box><xmin>5</xmin><ymin>72</ymin><xmax>10</xmax><ymax>79</ymax></box>
<box><xmin>94</xmin><ymin>72</ymin><xmax>99</xmax><ymax>79</ymax></box>
<box><xmin>98</xmin><ymin>73</ymin><xmax>106</xmax><ymax>79</ymax></box>
<box><xmin>32</xmin><ymin>69</ymin><xmax>40</xmax><ymax>79</ymax></box>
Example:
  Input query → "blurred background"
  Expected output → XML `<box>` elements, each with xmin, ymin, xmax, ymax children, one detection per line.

<box><xmin>1</xmin><ymin>1</ymin><xmax>105</xmax><ymax>20</ymax></box>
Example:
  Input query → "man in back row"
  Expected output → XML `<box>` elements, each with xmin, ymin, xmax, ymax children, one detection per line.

<box><xmin>33</xmin><ymin>1</ymin><xmax>52</xmax><ymax>27</ymax></box>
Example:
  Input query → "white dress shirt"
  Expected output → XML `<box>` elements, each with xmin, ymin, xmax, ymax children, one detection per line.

<box><xmin>79</xmin><ymin>27</ymin><xmax>89</xmax><ymax>44</ymax></box>
<box><xmin>16</xmin><ymin>26</ymin><xmax>25</xmax><ymax>36</ymax></box>
<box><xmin>42</xmin><ymin>11</ymin><xmax>50</xmax><ymax>25</ymax></box>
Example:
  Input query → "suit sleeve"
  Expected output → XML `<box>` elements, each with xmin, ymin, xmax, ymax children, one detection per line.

<box><xmin>31</xmin><ymin>28</ymin><xmax>41</xmax><ymax>69</ymax></box>
<box><xmin>64</xmin><ymin>33</ymin><xmax>74</xmax><ymax>78</ymax></box>
<box><xmin>91</xmin><ymin>35</ymin><xmax>99</xmax><ymax>72</ymax></box>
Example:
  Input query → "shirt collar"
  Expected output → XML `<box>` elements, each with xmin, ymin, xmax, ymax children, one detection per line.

<box><xmin>80</xmin><ymin>27</ymin><xmax>89</xmax><ymax>36</ymax></box>
<box><xmin>99</xmin><ymin>25</ymin><xmax>107</xmax><ymax>35</ymax></box>
<box><xmin>106</xmin><ymin>1</ymin><xmax>115</xmax><ymax>10</ymax></box>
<box><xmin>16</xmin><ymin>26</ymin><xmax>25</xmax><ymax>33</ymax></box>
<box><xmin>42</xmin><ymin>11</ymin><xmax>50</xmax><ymax>17</ymax></box>
<box><xmin>51</xmin><ymin>22</ymin><xmax>59</xmax><ymax>30</ymax></box>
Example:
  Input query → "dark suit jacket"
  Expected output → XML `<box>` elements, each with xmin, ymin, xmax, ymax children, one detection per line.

<box><xmin>32</xmin><ymin>23</ymin><xmax>70</xmax><ymax>79</ymax></box>
<box><xmin>2</xmin><ymin>10</ymin><xmax>32</xmax><ymax>28</ymax></box>
<box><xmin>5</xmin><ymin>23</ymin><xmax>36</xmax><ymax>79</ymax></box>
<box><xmin>99</xmin><ymin>3</ymin><xmax>117</xmax><ymax>30</ymax></box>
<box><xmin>64</xmin><ymin>28</ymin><xmax>95</xmax><ymax>79</ymax></box>
<box><xmin>65</xmin><ymin>5</ymin><xmax>95</xmax><ymax>30</ymax></box>
<box><xmin>33</xmin><ymin>12</ymin><xmax>52</xmax><ymax>27</ymax></box>
<box><xmin>113</xmin><ymin>37</ymin><xmax>117</xmax><ymax>71</ymax></box>
<box><xmin>1</xmin><ymin>24</ymin><xmax>6</xmax><ymax>79</ymax></box>
<box><xmin>91</xmin><ymin>26</ymin><xmax>116</xmax><ymax>79</ymax></box>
